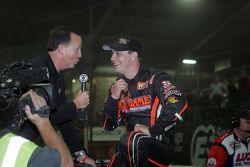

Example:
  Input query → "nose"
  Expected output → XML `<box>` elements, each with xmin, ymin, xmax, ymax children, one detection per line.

<box><xmin>111</xmin><ymin>52</ymin><xmax>117</xmax><ymax>62</ymax></box>
<box><xmin>78</xmin><ymin>49</ymin><xmax>82</xmax><ymax>58</ymax></box>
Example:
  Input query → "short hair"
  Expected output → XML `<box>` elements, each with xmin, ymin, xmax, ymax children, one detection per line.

<box><xmin>47</xmin><ymin>25</ymin><xmax>82</xmax><ymax>51</ymax></box>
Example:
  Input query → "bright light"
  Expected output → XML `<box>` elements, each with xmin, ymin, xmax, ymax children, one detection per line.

<box><xmin>182</xmin><ymin>59</ymin><xmax>197</xmax><ymax>64</ymax></box>
<box><xmin>181</xmin><ymin>0</ymin><xmax>198</xmax><ymax>3</ymax></box>
<box><xmin>72</xmin><ymin>79</ymin><xmax>76</xmax><ymax>83</ymax></box>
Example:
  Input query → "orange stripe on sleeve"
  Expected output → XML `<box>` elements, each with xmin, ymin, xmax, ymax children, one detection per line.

<box><xmin>151</xmin><ymin>97</ymin><xmax>159</xmax><ymax>126</ymax></box>
<box><xmin>108</xmin><ymin>152</ymin><xmax>119</xmax><ymax>167</ymax></box>
<box><xmin>172</xmin><ymin>101</ymin><xmax>188</xmax><ymax>122</ymax></box>
<box><xmin>102</xmin><ymin>117</ymin><xmax>108</xmax><ymax>129</ymax></box>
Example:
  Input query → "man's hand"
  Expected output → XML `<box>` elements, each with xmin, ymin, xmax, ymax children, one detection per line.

<box><xmin>21</xmin><ymin>90</ymin><xmax>50</xmax><ymax>126</ymax></box>
<box><xmin>134</xmin><ymin>124</ymin><xmax>151</xmax><ymax>136</ymax></box>
<box><xmin>22</xmin><ymin>91</ymin><xmax>74</xmax><ymax>167</ymax></box>
<box><xmin>111</xmin><ymin>79</ymin><xmax>128</xmax><ymax>99</ymax></box>
<box><xmin>73</xmin><ymin>91</ymin><xmax>89</xmax><ymax>109</ymax></box>
<box><xmin>83</xmin><ymin>156</ymin><xmax>97</xmax><ymax>167</ymax></box>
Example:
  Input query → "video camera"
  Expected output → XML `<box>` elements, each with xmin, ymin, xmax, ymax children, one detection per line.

<box><xmin>0</xmin><ymin>61</ymin><xmax>55</xmax><ymax>130</ymax></box>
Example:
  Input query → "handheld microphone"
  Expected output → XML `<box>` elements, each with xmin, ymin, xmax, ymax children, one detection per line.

<box><xmin>116</xmin><ymin>75</ymin><xmax>128</xmax><ymax>97</ymax></box>
<box><xmin>78</xmin><ymin>64</ymin><xmax>88</xmax><ymax>120</ymax></box>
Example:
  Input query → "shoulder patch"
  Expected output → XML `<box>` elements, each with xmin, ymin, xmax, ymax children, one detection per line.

<box><xmin>167</xmin><ymin>96</ymin><xmax>178</xmax><ymax>104</ymax></box>
<box><xmin>207</xmin><ymin>158</ymin><xmax>216</xmax><ymax>167</ymax></box>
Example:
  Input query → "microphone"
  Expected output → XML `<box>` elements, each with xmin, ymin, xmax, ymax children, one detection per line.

<box><xmin>116</xmin><ymin>75</ymin><xmax>128</xmax><ymax>97</ymax></box>
<box><xmin>78</xmin><ymin>64</ymin><xmax>88</xmax><ymax>120</ymax></box>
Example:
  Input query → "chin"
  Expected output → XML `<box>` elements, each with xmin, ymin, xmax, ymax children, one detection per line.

<box><xmin>115</xmin><ymin>69</ymin><xmax>123</xmax><ymax>74</ymax></box>
<box><xmin>69</xmin><ymin>65</ymin><xmax>75</xmax><ymax>69</ymax></box>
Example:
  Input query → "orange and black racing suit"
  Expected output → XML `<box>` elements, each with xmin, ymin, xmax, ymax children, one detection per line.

<box><xmin>101</xmin><ymin>66</ymin><xmax>188</xmax><ymax>167</ymax></box>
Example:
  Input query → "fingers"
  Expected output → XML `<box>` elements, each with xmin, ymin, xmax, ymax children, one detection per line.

<box><xmin>73</xmin><ymin>91</ymin><xmax>90</xmax><ymax>109</ymax></box>
<box><xmin>115</xmin><ymin>79</ymin><xmax>128</xmax><ymax>92</ymax></box>
<box><xmin>20</xmin><ymin>90</ymin><xmax>47</xmax><ymax>110</ymax></box>
<box><xmin>24</xmin><ymin>105</ymin><xmax>32</xmax><ymax>117</ymax></box>
<box><xmin>134</xmin><ymin>124</ymin><xmax>141</xmax><ymax>132</ymax></box>
<box><xmin>111</xmin><ymin>79</ymin><xmax>128</xmax><ymax>99</ymax></box>
<box><xmin>134</xmin><ymin>124</ymin><xmax>150</xmax><ymax>136</ymax></box>
<box><xmin>84</xmin><ymin>157</ymin><xmax>97</xmax><ymax>167</ymax></box>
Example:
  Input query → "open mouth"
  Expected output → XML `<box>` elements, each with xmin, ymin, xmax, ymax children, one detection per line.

<box><xmin>113</xmin><ymin>64</ymin><xmax>120</xmax><ymax>68</ymax></box>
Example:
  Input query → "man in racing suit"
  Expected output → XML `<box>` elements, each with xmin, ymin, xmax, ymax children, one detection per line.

<box><xmin>101</xmin><ymin>36</ymin><xmax>188</xmax><ymax>167</ymax></box>
<box><xmin>206</xmin><ymin>105</ymin><xmax>250</xmax><ymax>167</ymax></box>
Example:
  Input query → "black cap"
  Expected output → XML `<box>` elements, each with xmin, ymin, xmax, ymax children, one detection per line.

<box><xmin>102</xmin><ymin>36</ymin><xmax>142</xmax><ymax>56</ymax></box>
<box><xmin>237</xmin><ymin>105</ymin><xmax>250</xmax><ymax>120</ymax></box>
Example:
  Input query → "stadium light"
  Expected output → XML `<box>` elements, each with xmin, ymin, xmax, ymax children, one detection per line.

<box><xmin>182</xmin><ymin>59</ymin><xmax>197</xmax><ymax>64</ymax></box>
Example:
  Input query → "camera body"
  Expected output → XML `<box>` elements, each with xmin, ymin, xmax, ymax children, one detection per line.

<box><xmin>0</xmin><ymin>61</ymin><xmax>55</xmax><ymax>130</ymax></box>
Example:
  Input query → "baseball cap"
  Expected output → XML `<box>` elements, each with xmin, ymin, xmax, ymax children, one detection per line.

<box><xmin>237</xmin><ymin>105</ymin><xmax>250</xmax><ymax>120</ymax></box>
<box><xmin>102</xmin><ymin>36</ymin><xmax>142</xmax><ymax>56</ymax></box>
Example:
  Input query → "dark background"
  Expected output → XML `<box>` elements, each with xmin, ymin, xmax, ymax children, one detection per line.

<box><xmin>0</xmin><ymin>0</ymin><xmax>250</xmax><ymax>71</ymax></box>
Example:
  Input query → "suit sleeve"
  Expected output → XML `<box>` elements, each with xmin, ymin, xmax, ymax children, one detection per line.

<box><xmin>50</xmin><ymin>102</ymin><xmax>78</xmax><ymax>124</ymax></box>
<box><xmin>149</xmin><ymin>73</ymin><xmax>188</xmax><ymax>137</ymax></box>
<box><xmin>206</xmin><ymin>144</ymin><xmax>228</xmax><ymax>167</ymax></box>
<box><xmin>100</xmin><ymin>87</ymin><xmax>120</xmax><ymax>131</ymax></box>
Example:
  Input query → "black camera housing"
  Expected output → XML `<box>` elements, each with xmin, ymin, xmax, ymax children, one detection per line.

<box><xmin>0</xmin><ymin>61</ymin><xmax>55</xmax><ymax>130</ymax></box>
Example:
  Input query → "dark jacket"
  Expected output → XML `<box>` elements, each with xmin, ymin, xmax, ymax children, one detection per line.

<box><xmin>30</xmin><ymin>54</ymin><xmax>78</xmax><ymax>124</ymax></box>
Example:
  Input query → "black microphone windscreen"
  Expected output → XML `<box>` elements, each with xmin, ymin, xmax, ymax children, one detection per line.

<box><xmin>116</xmin><ymin>75</ymin><xmax>125</xmax><ymax>81</ymax></box>
<box><xmin>81</xmin><ymin>63</ymin><xmax>89</xmax><ymax>76</ymax></box>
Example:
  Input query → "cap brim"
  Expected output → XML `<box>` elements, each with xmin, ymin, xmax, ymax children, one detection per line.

<box><xmin>102</xmin><ymin>44</ymin><xmax>112</xmax><ymax>51</ymax></box>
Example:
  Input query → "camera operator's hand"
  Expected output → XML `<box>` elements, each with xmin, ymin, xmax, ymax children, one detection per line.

<box><xmin>22</xmin><ymin>90</ymin><xmax>74</xmax><ymax>167</ymax></box>
<box><xmin>21</xmin><ymin>90</ymin><xmax>49</xmax><ymax>126</ymax></box>
<box><xmin>73</xmin><ymin>91</ymin><xmax>89</xmax><ymax>109</ymax></box>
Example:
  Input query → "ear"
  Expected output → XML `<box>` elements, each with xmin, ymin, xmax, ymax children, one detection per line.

<box><xmin>58</xmin><ymin>44</ymin><xmax>66</xmax><ymax>56</ymax></box>
<box><xmin>131</xmin><ymin>52</ymin><xmax>138</xmax><ymax>60</ymax></box>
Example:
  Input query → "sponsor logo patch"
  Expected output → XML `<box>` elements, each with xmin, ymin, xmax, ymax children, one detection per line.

<box><xmin>207</xmin><ymin>158</ymin><xmax>216</xmax><ymax>167</ymax></box>
<box><xmin>161</xmin><ymin>80</ymin><xmax>181</xmax><ymax>98</ymax></box>
<box><xmin>167</xmin><ymin>96</ymin><xmax>178</xmax><ymax>104</ymax></box>
<box><xmin>236</xmin><ymin>152</ymin><xmax>250</xmax><ymax>162</ymax></box>
<box><xmin>162</xmin><ymin>81</ymin><xmax>172</xmax><ymax>87</ymax></box>
<box><xmin>137</xmin><ymin>80</ymin><xmax>149</xmax><ymax>90</ymax></box>
<box><xmin>118</xmin><ymin>95</ymin><xmax>152</xmax><ymax>113</ymax></box>
<box><xmin>118</xmin><ymin>38</ymin><xmax>129</xmax><ymax>44</ymax></box>
<box><xmin>164</xmin><ymin>90</ymin><xmax>182</xmax><ymax>99</ymax></box>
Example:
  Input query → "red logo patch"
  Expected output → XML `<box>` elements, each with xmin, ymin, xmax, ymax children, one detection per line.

<box><xmin>118</xmin><ymin>95</ymin><xmax>152</xmax><ymax>113</ymax></box>
<box><xmin>137</xmin><ymin>80</ymin><xmax>149</xmax><ymax>90</ymax></box>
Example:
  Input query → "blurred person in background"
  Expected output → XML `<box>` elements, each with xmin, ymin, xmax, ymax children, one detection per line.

<box><xmin>206</xmin><ymin>104</ymin><xmax>250</xmax><ymax>167</ymax></box>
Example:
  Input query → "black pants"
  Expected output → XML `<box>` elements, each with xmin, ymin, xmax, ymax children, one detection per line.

<box><xmin>108</xmin><ymin>131</ymin><xmax>172</xmax><ymax>167</ymax></box>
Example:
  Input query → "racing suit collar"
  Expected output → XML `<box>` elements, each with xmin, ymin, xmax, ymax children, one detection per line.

<box><xmin>233</xmin><ymin>131</ymin><xmax>250</xmax><ymax>143</ymax></box>
<box><xmin>123</xmin><ymin>65</ymin><xmax>144</xmax><ymax>84</ymax></box>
